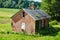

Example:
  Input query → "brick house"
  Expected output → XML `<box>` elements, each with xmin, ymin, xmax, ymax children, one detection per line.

<box><xmin>11</xmin><ymin>3</ymin><xmax>51</xmax><ymax>34</ymax></box>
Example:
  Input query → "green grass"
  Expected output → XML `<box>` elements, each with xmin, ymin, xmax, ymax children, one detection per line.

<box><xmin>0</xmin><ymin>8</ymin><xmax>19</xmax><ymax>18</ymax></box>
<box><xmin>0</xmin><ymin>8</ymin><xmax>19</xmax><ymax>24</ymax></box>
<box><xmin>0</xmin><ymin>23</ymin><xmax>12</xmax><ymax>32</ymax></box>
<box><xmin>0</xmin><ymin>8</ymin><xmax>60</xmax><ymax>40</ymax></box>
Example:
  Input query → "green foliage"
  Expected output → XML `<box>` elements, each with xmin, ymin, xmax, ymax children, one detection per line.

<box><xmin>50</xmin><ymin>20</ymin><xmax>58</xmax><ymax>25</ymax></box>
<box><xmin>41</xmin><ymin>0</ymin><xmax>60</xmax><ymax>20</ymax></box>
<box><xmin>0</xmin><ymin>0</ymin><xmax>41</xmax><ymax>9</ymax></box>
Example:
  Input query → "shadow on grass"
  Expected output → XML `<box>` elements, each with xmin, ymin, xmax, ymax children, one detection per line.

<box><xmin>36</xmin><ymin>25</ymin><xmax>60</xmax><ymax>36</ymax></box>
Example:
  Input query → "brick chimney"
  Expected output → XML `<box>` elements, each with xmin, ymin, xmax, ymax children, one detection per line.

<box><xmin>31</xmin><ymin>2</ymin><xmax>35</xmax><ymax>9</ymax></box>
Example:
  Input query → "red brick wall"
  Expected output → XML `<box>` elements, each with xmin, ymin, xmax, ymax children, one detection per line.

<box><xmin>12</xmin><ymin>10</ymin><xmax>35</xmax><ymax>34</ymax></box>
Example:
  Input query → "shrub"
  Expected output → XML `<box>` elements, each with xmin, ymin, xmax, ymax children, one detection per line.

<box><xmin>50</xmin><ymin>20</ymin><xmax>58</xmax><ymax>25</ymax></box>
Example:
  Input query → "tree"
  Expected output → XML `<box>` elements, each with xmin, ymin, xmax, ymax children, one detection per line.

<box><xmin>3</xmin><ymin>1</ymin><xmax>9</xmax><ymax>8</ymax></box>
<box><xmin>41</xmin><ymin>0</ymin><xmax>60</xmax><ymax>20</ymax></box>
<box><xmin>0</xmin><ymin>0</ymin><xmax>41</xmax><ymax>9</ymax></box>
<box><xmin>41</xmin><ymin>0</ymin><xmax>51</xmax><ymax>15</ymax></box>
<box><xmin>11</xmin><ymin>1</ymin><xmax>16</xmax><ymax>8</ymax></box>
<box><xmin>0</xmin><ymin>0</ymin><xmax>2</xmax><ymax>7</ymax></box>
<box><xmin>15</xmin><ymin>0</ymin><xmax>22</xmax><ymax>8</ymax></box>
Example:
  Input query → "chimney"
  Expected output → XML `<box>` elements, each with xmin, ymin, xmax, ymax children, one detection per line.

<box><xmin>31</xmin><ymin>2</ymin><xmax>35</xmax><ymax>9</ymax></box>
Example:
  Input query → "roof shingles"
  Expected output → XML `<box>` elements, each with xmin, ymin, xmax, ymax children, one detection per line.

<box><xmin>23</xmin><ymin>8</ymin><xmax>51</xmax><ymax>20</ymax></box>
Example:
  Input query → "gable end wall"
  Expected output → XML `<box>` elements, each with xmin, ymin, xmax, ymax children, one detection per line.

<box><xmin>12</xmin><ymin>10</ymin><xmax>35</xmax><ymax>34</ymax></box>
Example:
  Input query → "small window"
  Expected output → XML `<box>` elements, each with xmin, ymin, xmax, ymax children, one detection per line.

<box><xmin>22</xmin><ymin>12</ymin><xmax>25</xmax><ymax>18</ymax></box>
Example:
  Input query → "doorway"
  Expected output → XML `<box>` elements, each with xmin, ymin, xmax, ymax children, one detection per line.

<box><xmin>21</xmin><ymin>23</ymin><xmax>25</xmax><ymax>32</ymax></box>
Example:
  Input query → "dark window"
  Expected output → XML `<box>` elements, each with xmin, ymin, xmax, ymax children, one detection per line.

<box><xmin>22</xmin><ymin>12</ymin><xmax>25</xmax><ymax>18</ymax></box>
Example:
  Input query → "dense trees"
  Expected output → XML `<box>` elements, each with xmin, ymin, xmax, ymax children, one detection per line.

<box><xmin>41</xmin><ymin>0</ymin><xmax>60</xmax><ymax>21</ymax></box>
<box><xmin>0</xmin><ymin>0</ymin><xmax>41</xmax><ymax>9</ymax></box>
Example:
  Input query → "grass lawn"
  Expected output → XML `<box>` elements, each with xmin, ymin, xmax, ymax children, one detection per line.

<box><xmin>0</xmin><ymin>8</ymin><xmax>60</xmax><ymax>40</ymax></box>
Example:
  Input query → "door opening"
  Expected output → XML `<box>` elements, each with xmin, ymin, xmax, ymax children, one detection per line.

<box><xmin>21</xmin><ymin>23</ymin><xmax>25</xmax><ymax>32</ymax></box>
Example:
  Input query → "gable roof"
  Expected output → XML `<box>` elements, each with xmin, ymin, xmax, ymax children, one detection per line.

<box><xmin>11</xmin><ymin>8</ymin><xmax>51</xmax><ymax>20</ymax></box>
<box><xmin>23</xmin><ymin>8</ymin><xmax>51</xmax><ymax>20</ymax></box>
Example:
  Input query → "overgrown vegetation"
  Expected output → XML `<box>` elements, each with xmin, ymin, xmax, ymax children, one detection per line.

<box><xmin>0</xmin><ymin>8</ymin><xmax>60</xmax><ymax>40</ymax></box>
<box><xmin>41</xmin><ymin>0</ymin><xmax>60</xmax><ymax>21</ymax></box>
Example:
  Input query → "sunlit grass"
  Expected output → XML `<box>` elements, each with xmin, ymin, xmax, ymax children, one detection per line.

<box><xmin>0</xmin><ymin>23</ymin><xmax>12</xmax><ymax>32</ymax></box>
<box><xmin>0</xmin><ymin>8</ymin><xmax>19</xmax><ymax>18</ymax></box>
<box><xmin>0</xmin><ymin>8</ymin><xmax>19</xmax><ymax>24</ymax></box>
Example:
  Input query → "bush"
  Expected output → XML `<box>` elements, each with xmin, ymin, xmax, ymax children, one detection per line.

<box><xmin>50</xmin><ymin>20</ymin><xmax>58</xmax><ymax>25</ymax></box>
